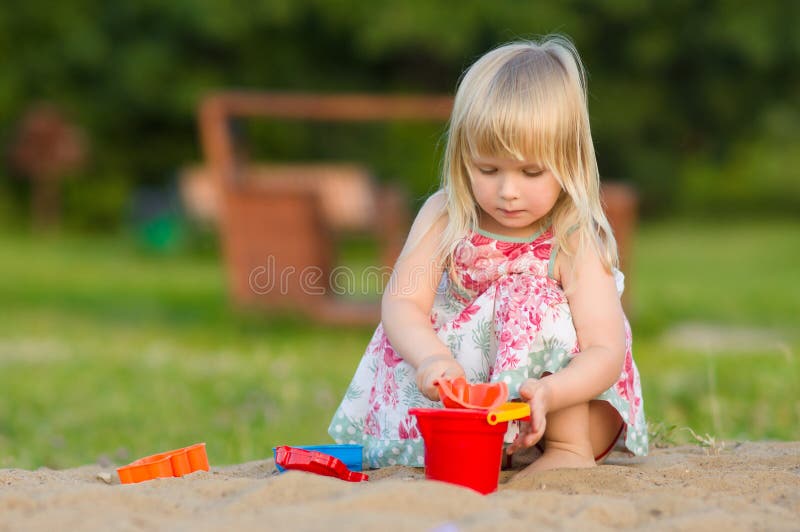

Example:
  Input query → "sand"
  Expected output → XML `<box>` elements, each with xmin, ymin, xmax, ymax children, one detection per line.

<box><xmin>1</xmin><ymin>442</ymin><xmax>798</xmax><ymax>531</ymax></box>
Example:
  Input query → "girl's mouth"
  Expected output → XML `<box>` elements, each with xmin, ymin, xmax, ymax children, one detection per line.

<box><xmin>498</xmin><ymin>208</ymin><xmax>524</xmax><ymax>217</ymax></box>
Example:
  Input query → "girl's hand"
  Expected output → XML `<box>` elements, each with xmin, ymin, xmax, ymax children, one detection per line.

<box><xmin>506</xmin><ymin>377</ymin><xmax>553</xmax><ymax>454</ymax></box>
<box><xmin>415</xmin><ymin>355</ymin><xmax>465</xmax><ymax>401</ymax></box>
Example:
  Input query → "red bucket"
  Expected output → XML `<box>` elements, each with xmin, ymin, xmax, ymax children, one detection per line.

<box><xmin>409</xmin><ymin>407</ymin><xmax>508</xmax><ymax>494</ymax></box>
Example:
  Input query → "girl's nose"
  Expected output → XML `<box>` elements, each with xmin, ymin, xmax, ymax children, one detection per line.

<box><xmin>499</xmin><ymin>176</ymin><xmax>519</xmax><ymax>200</ymax></box>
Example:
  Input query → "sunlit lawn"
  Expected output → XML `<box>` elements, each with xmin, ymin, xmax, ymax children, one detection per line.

<box><xmin>632</xmin><ymin>219</ymin><xmax>800</xmax><ymax>444</ymax></box>
<box><xmin>0</xmin><ymin>219</ymin><xmax>798</xmax><ymax>469</ymax></box>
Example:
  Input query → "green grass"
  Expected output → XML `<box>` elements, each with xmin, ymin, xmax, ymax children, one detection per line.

<box><xmin>631</xmin><ymin>219</ymin><xmax>800</xmax><ymax>445</ymax></box>
<box><xmin>0</xmin><ymin>220</ymin><xmax>798</xmax><ymax>469</ymax></box>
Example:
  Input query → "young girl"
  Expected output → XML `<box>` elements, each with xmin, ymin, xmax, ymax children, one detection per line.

<box><xmin>329</xmin><ymin>35</ymin><xmax>648</xmax><ymax>472</ymax></box>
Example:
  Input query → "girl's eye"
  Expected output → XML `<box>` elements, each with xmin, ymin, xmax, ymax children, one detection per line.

<box><xmin>477</xmin><ymin>167</ymin><xmax>497</xmax><ymax>175</ymax></box>
<box><xmin>523</xmin><ymin>169</ymin><xmax>544</xmax><ymax>177</ymax></box>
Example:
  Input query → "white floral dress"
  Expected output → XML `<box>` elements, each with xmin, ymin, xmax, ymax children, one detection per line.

<box><xmin>329</xmin><ymin>226</ymin><xmax>648</xmax><ymax>468</ymax></box>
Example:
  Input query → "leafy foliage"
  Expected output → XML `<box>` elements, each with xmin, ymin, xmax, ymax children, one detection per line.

<box><xmin>1</xmin><ymin>1</ymin><xmax>798</xmax><ymax>228</ymax></box>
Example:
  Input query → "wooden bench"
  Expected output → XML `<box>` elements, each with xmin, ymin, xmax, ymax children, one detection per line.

<box><xmin>198</xmin><ymin>92</ymin><xmax>451</xmax><ymax>325</ymax></box>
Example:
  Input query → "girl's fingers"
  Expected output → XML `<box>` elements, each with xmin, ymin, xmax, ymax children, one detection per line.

<box><xmin>506</xmin><ymin>427</ymin><xmax>543</xmax><ymax>454</ymax></box>
<box><xmin>506</xmin><ymin>421</ymin><xmax>531</xmax><ymax>454</ymax></box>
<box><xmin>506</xmin><ymin>417</ymin><xmax>546</xmax><ymax>454</ymax></box>
<box><xmin>518</xmin><ymin>381</ymin><xmax>533</xmax><ymax>400</ymax></box>
<box><xmin>523</xmin><ymin>389</ymin><xmax>547</xmax><ymax>440</ymax></box>
<box><xmin>506</xmin><ymin>383</ymin><xmax>550</xmax><ymax>454</ymax></box>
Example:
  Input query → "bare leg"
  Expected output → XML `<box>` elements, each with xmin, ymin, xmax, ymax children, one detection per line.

<box><xmin>589</xmin><ymin>400</ymin><xmax>624</xmax><ymax>464</ymax></box>
<box><xmin>520</xmin><ymin>400</ymin><xmax>623</xmax><ymax>473</ymax></box>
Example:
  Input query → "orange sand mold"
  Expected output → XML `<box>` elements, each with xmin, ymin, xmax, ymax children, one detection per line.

<box><xmin>435</xmin><ymin>377</ymin><xmax>508</xmax><ymax>411</ymax></box>
<box><xmin>117</xmin><ymin>443</ymin><xmax>209</xmax><ymax>484</ymax></box>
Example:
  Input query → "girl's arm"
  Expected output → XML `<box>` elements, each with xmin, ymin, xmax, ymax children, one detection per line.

<box><xmin>547</xmin><ymin>235</ymin><xmax>627</xmax><ymax>406</ymax></box>
<box><xmin>515</xmin><ymin>234</ymin><xmax>627</xmax><ymax>441</ymax></box>
<box><xmin>381</xmin><ymin>191</ymin><xmax>463</xmax><ymax>398</ymax></box>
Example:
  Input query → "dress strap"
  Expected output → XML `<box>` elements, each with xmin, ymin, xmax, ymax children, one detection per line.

<box><xmin>547</xmin><ymin>244</ymin><xmax>559</xmax><ymax>280</ymax></box>
<box><xmin>547</xmin><ymin>223</ymin><xmax>579</xmax><ymax>281</ymax></box>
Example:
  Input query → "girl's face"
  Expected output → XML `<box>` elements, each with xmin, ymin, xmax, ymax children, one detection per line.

<box><xmin>468</xmin><ymin>155</ymin><xmax>562</xmax><ymax>237</ymax></box>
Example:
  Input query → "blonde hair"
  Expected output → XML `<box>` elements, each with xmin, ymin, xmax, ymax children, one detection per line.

<box><xmin>436</xmin><ymin>35</ymin><xmax>618</xmax><ymax>276</ymax></box>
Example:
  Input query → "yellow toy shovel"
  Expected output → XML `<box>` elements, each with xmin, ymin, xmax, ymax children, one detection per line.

<box><xmin>486</xmin><ymin>402</ymin><xmax>531</xmax><ymax>425</ymax></box>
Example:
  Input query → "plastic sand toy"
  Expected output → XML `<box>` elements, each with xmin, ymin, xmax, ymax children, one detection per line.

<box><xmin>272</xmin><ymin>444</ymin><xmax>363</xmax><ymax>473</ymax></box>
<box><xmin>436</xmin><ymin>377</ymin><xmax>532</xmax><ymax>424</ymax></box>
<box><xmin>409</xmin><ymin>407</ymin><xmax>507</xmax><ymax>494</ymax></box>
<box><xmin>274</xmin><ymin>446</ymin><xmax>369</xmax><ymax>482</ymax></box>
<box><xmin>408</xmin><ymin>378</ymin><xmax>534</xmax><ymax>493</ymax></box>
<box><xmin>117</xmin><ymin>443</ymin><xmax>209</xmax><ymax>484</ymax></box>
<box><xmin>486</xmin><ymin>401</ymin><xmax>531</xmax><ymax>425</ymax></box>
<box><xmin>435</xmin><ymin>376</ymin><xmax>508</xmax><ymax>411</ymax></box>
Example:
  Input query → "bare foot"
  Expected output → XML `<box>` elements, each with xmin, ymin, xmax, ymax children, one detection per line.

<box><xmin>514</xmin><ymin>444</ymin><xmax>595</xmax><ymax>479</ymax></box>
<box><xmin>505</xmin><ymin>444</ymin><xmax>543</xmax><ymax>469</ymax></box>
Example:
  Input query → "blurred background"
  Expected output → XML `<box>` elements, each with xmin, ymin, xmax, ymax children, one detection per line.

<box><xmin>1</xmin><ymin>0</ymin><xmax>798</xmax><ymax>469</ymax></box>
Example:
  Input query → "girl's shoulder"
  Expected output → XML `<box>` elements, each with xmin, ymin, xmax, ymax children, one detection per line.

<box><xmin>412</xmin><ymin>190</ymin><xmax>448</xmax><ymax>234</ymax></box>
<box><xmin>551</xmin><ymin>226</ymin><xmax>618</xmax><ymax>288</ymax></box>
<box><xmin>398</xmin><ymin>190</ymin><xmax>448</xmax><ymax>260</ymax></box>
<box><xmin>420</xmin><ymin>189</ymin><xmax>447</xmax><ymax>218</ymax></box>
<box><xmin>550</xmin><ymin>226</ymin><xmax>582</xmax><ymax>283</ymax></box>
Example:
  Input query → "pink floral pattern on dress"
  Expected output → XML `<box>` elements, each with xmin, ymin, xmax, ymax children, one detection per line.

<box><xmin>329</xmin><ymin>228</ymin><xmax>649</xmax><ymax>467</ymax></box>
<box><xmin>397</xmin><ymin>414</ymin><xmax>420</xmax><ymax>440</ymax></box>
<box><xmin>614</xmin><ymin>320</ymin><xmax>641</xmax><ymax>423</ymax></box>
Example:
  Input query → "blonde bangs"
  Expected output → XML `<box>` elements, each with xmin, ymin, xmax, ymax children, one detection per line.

<box><xmin>457</xmin><ymin>46</ymin><xmax>574</xmax><ymax>173</ymax></box>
